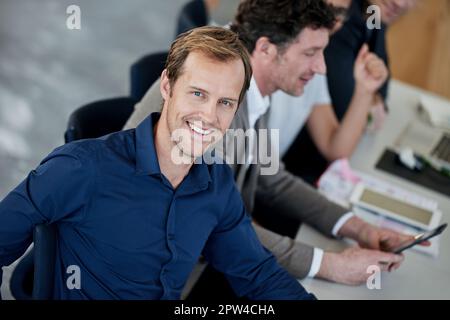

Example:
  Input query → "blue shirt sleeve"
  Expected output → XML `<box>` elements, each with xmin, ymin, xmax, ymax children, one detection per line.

<box><xmin>0</xmin><ymin>144</ymin><xmax>94</xmax><ymax>295</ymax></box>
<box><xmin>202</xmin><ymin>171</ymin><xmax>316</xmax><ymax>300</ymax></box>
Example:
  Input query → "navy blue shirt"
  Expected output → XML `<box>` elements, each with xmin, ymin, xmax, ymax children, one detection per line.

<box><xmin>0</xmin><ymin>113</ymin><xmax>313</xmax><ymax>300</ymax></box>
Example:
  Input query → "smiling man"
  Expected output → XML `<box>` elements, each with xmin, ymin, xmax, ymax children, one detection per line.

<box><xmin>0</xmin><ymin>26</ymin><xmax>314</xmax><ymax>300</ymax></box>
<box><xmin>154</xmin><ymin>42</ymin><xmax>240</xmax><ymax>178</ymax></box>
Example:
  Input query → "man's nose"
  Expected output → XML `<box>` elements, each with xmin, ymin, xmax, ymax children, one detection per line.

<box><xmin>312</xmin><ymin>53</ymin><xmax>327</xmax><ymax>75</ymax></box>
<box><xmin>200</xmin><ymin>101</ymin><xmax>218</xmax><ymax>126</ymax></box>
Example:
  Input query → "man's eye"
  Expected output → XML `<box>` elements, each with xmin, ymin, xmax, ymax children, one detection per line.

<box><xmin>220</xmin><ymin>100</ymin><xmax>233</xmax><ymax>108</ymax></box>
<box><xmin>193</xmin><ymin>91</ymin><xmax>203</xmax><ymax>97</ymax></box>
<box><xmin>305</xmin><ymin>52</ymin><xmax>315</xmax><ymax>57</ymax></box>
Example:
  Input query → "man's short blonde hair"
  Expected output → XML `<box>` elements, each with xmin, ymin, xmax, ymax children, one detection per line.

<box><xmin>165</xmin><ymin>26</ymin><xmax>252</xmax><ymax>105</ymax></box>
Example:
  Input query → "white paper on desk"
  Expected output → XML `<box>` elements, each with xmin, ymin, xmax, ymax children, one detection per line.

<box><xmin>317</xmin><ymin>159</ymin><xmax>441</xmax><ymax>257</ymax></box>
<box><xmin>315</xmin><ymin>159</ymin><xmax>359</xmax><ymax>209</ymax></box>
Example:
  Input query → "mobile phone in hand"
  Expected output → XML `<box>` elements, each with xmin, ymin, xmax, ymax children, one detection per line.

<box><xmin>392</xmin><ymin>223</ymin><xmax>447</xmax><ymax>254</ymax></box>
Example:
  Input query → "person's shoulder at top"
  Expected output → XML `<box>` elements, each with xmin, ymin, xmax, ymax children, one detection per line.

<box><xmin>42</xmin><ymin>129</ymin><xmax>137</xmax><ymax>166</ymax></box>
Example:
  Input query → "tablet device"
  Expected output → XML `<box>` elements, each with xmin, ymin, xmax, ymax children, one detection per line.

<box><xmin>350</xmin><ymin>183</ymin><xmax>441</xmax><ymax>230</ymax></box>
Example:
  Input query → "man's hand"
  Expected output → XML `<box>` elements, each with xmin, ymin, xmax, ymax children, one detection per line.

<box><xmin>338</xmin><ymin>216</ymin><xmax>430</xmax><ymax>252</ymax></box>
<box><xmin>354</xmin><ymin>44</ymin><xmax>389</xmax><ymax>95</ymax></box>
<box><xmin>317</xmin><ymin>247</ymin><xmax>404</xmax><ymax>286</ymax></box>
<box><xmin>317</xmin><ymin>216</ymin><xmax>432</xmax><ymax>285</ymax></box>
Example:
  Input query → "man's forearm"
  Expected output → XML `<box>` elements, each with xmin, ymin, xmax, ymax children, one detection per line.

<box><xmin>253</xmin><ymin>223</ymin><xmax>315</xmax><ymax>279</ymax></box>
<box><xmin>256</xmin><ymin>165</ymin><xmax>348</xmax><ymax>236</ymax></box>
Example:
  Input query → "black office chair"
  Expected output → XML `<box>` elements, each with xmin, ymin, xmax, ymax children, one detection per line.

<box><xmin>9</xmin><ymin>224</ymin><xmax>58</xmax><ymax>300</ymax></box>
<box><xmin>129</xmin><ymin>52</ymin><xmax>167</xmax><ymax>102</ymax></box>
<box><xmin>32</xmin><ymin>224</ymin><xmax>58</xmax><ymax>299</ymax></box>
<box><xmin>64</xmin><ymin>96</ymin><xmax>137</xmax><ymax>142</ymax></box>
<box><xmin>175</xmin><ymin>0</ymin><xmax>208</xmax><ymax>37</ymax></box>
<box><xmin>8</xmin><ymin>251</ymin><xmax>33</xmax><ymax>300</ymax></box>
<box><xmin>9</xmin><ymin>97</ymin><xmax>137</xmax><ymax>300</ymax></box>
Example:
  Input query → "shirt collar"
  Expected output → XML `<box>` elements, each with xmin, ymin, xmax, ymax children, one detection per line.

<box><xmin>246</xmin><ymin>77</ymin><xmax>271</xmax><ymax>128</ymax></box>
<box><xmin>181</xmin><ymin>157</ymin><xmax>212</xmax><ymax>193</ymax></box>
<box><xmin>134</xmin><ymin>113</ymin><xmax>212</xmax><ymax>191</ymax></box>
<box><xmin>135</xmin><ymin>112</ymin><xmax>162</xmax><ymax>176</ymax></box>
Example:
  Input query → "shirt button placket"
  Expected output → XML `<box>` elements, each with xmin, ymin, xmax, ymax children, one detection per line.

<box><xmin>160</xmin><ymin>195</ymin><xmax>178</xmax><ymax>299</ymax></box>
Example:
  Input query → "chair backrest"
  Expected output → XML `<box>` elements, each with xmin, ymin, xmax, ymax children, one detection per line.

<box><xmin>129</xmin><ymin>52</ymin><xmax>167</xmax><ymax>102</ymax></box>
<box><xmin>32</xmin><ymin>224</ymin><xmax>58</xmax><ymax>299</ymax></box>
<box><xmin>9</xmin><ymin>250</ymin><xmax>34</xmax><ymax>300</ymax></box>
<box><xmin>9</xmin><ymin>224</ymin><xmax>58</xmax><ymax>300</ymax></box>
<box><xmin>175</xmin><ymin>0</ymin><xmax>208</xmax><ymax>37</ymax></box>
<box><xmin>64</xmin><ymin>96</ymin><xmax>137</xmax><ymax>143</ymax></box>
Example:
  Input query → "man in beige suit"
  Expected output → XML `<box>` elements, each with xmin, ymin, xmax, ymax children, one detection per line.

<box><xmin>125</xmin><ymin>0</ymin><xmax>415</xmax><ymax>286</ymax></box>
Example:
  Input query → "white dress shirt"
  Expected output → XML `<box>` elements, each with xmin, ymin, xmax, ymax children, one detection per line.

<box><xmin>268</xmin><ymin>74</ymin><xmax>331</xmax><ymax>156</ymax></box>
<box><xmin>246</xmin><ymin>77</ymin><xmax>271</xmax><ymax>167</ymax></box>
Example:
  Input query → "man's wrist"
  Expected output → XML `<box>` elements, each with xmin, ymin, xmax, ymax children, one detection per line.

<box><xmin>332</xmin><ymin>212</ymin><xmax>355</xmax><ymax>238</ymax></box>
<box><xmin>337</xmin><ymin>215</ymin><xmax>367</xmax><ymax>241</ymax></box>
<box><xmin>315</xmin><ymin>251</ymin><xmax>340</xmax><ymax>281</ymax></box>
<box><xmin>353</xmin><ymin>83</ymin><xmax>376</xmax><ymax>106</ymax></box>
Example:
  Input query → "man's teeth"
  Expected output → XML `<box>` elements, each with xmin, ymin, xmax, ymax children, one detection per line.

<box><xmin>188</xmin><ymin>122</ymin><xmax>212</xmax><ymax>135</ymax></box>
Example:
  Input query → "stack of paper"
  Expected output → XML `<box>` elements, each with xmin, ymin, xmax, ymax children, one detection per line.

<box><xmin>317</xmin><ymin>159</ymin><xmax>441</xmax><ymax>257</ymax></box>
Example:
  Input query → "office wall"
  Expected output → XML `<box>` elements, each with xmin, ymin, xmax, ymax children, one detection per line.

<box><xmin>387</xmin><ymin>0</ymin><xmax>450</xmax><ymax>99</ymax></box>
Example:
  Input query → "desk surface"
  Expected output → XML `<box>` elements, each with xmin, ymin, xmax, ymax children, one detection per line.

<box><xmin>297</xmin><ymin>80</ymin><xmax>450</xmax><ymax>299</ymax></box>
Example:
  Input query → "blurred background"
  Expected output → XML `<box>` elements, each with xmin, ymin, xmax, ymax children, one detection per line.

<box><xmin>387</xmin><ymin>0</ymin><xmax>450</xmax><ymax>100</ymax></box>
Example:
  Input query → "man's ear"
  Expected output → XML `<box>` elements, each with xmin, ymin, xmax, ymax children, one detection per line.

<box><xmin>253</xmin><ymin>37</ymin><xmax>278</xmax><ymax>61</ymax></box>
<box><xmin>160</xmin><ymin>69</ymin><xmax>171</xmax><ymax>100</ymax></box>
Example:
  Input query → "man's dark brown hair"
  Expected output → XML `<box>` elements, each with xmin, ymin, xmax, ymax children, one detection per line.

<box><xmin>230</xmin><ymin>0</ymin><xmax>336</xmax><ymax>53</ymax></box>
